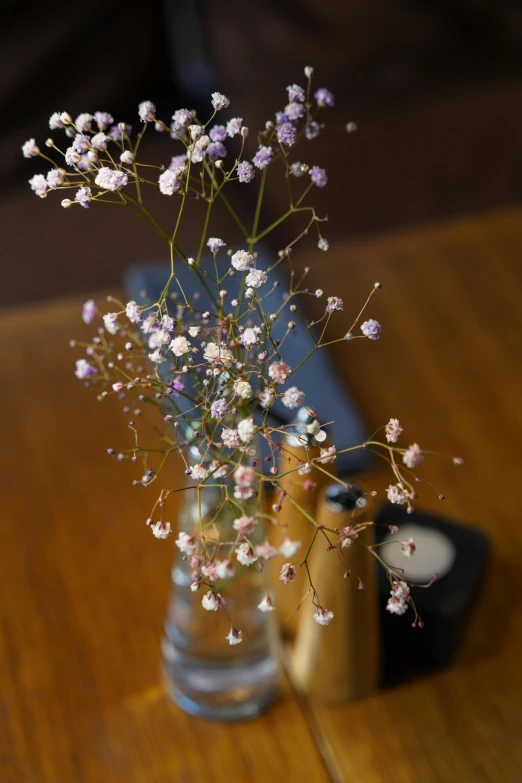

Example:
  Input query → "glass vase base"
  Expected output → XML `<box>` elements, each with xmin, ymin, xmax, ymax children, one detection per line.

<box><xmin>162</xmin><ymin>638</ymin><xmax>279</xmax><ymax>722</ymax></box>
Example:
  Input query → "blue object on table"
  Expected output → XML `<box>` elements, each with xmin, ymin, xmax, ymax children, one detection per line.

<box><xmin>123</xmin><ymin>256</ymin><xmax>373</xmax><ymax>475</ymax></box>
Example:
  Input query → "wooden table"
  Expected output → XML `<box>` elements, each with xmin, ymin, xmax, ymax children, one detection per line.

<box><xmin>1</xmin><ymin>207</ymin><xmax>521</xmax><ymax>782</ymax></box>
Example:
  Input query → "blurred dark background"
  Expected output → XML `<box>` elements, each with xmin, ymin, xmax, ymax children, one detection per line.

<box><xmin>2</xmin><ymin>0</ymin><xmax>522</xmax><ymax>309</ymax></box>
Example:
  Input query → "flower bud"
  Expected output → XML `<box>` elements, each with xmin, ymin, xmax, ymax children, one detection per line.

<box><xmin>241</xmin><ymin>126</ymin><xmax>249</xmax><ymax>137</ymax></box>
<box><xmin>60</xmin><ymin>112</ymin><xmax>72</xmax><ymax>125</ymax></box>
<box><xmin>61</xmin><ymin>198</ymin><xmax>73</xmax><ymax>208</ymax></box>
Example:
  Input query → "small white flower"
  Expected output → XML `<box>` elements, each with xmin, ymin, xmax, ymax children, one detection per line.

<box><xmin>385</xmin><ymin>418</ymin><xmax>403</xmax><ymax>444</ymax></box>
<box><xmin>233</xmin><ymin>516</ymin><xmax>257</xmax><ymax>535</ymax></box>
<box><xmin>318</xmin><ymin>446</ymin><xmax>336</xmax><ymax>464</ymax></box>
<box><xmin>215</xmin><ymin>559</ymin><xmax>235</xmax><ymax>579</ymax></box>
<box><xmin>226</xmin><ymin>627</ymin><xmax>243</xmax><ymax>645</ymax></box>
<box><xmin>326</xmin><ymin>296</ymin><xmax>343</xmax><ymax>313</ymax></box>
<box><xmin>268</xmin><ymin>361</ymin><xmax>291</xmax><ymax>384</ymax></box>
<box><xmin>235</xmin><ymin>542</ymin><xmax>258</xmax><ymax>566</ymax></box>
<box><xmin>313</xmin><ymin>608</ymin><xmax>334</xmax><ymax>626</ymax></box>
<box><xmin>75</xmin><ymin>113</ymin><xmax>93</xmax><ymax>132</ymax></box>
<box><xmin>188</xmin><ymin>326</ymin><xmax>201</xmax><ymax>337</ymax></box>
<box><xmin>29</xmin><ymin>174</ymin><xmax>48</xmax><ymax>198</ymax></box>
<box><xmin>259</xmin><ymin>388</ymin><xmax>274</xmax><ymax>409</ymax></box>
<box><xmin>189</xmin><ymin>464</ymin><xmax>209</xmax><ymax>481</ymax></box>
<box><xmin>149</xmin><ymin>349</ymin><xmax>166</xmax><ymax>364</ymax></box>
<box><xmin>258</xmin><ymin>595</ymin><xmax>275</xmax><ymax>612</ymax></box>
<box><xmin>222</xmin><ymin>428</ymin><xmax>241</xmax><ymax>448</ymax></box>
<box><xmin>256</xmin><ymin>541</ymin><xmax>278</xmax><ymax>560</ymax></box>
<box><xmin>151</xmin><ymin>521</ymin><xmax>172</xmax><ymax>539</ymax></box>
<box><xmin>234</xmin><ymin>380</ymin><xmax>252</xmax><ymax>399</ymax></box>
<box><xmin>175</xmin><ymin>531</ymin><xmax>196</xmax><ymax>554</ymax></box>
<box><xmin>279</xmin><ymin>538</ymin><xmax>301</xmax><ymax>558</ymax></box>
<box><xmin>386</xmin><ymin>596</ymin><xmax>407</xmax><ymax>615</ymax></box>
<box><xmin>202</xmin><ymin>591</ymin><xmax>222</xmax><ymax>611</ymax></box>
<box><xmin>392</xmin><ymin>580</ymin><xmax>411</xmax><ymax>600</ymax></box>
<box><xmin>170</xmin><ymin>336</ymin><xmax>191</xmax><ymax>356</ymax></box>
<box><xmin>203</xmin><ymin>342</ymin><xmax>233</xmax><ymax>367</ymax></box>
<box><xmin>386</xmin><ymin>483</ymin><xmax>409</xmax><ymax>505</ymax></box>
<box><xmin>159</xmin><ymin>169</ymin><xmax>181</xmax><ymax>195</ymax></box>
<box><xmin>403</xmin><ymin>443</ymin><xmax>423</xmax><ymax>469</ymax></box>
<box><xmin>237</xmin><ymin>417</ymin><xmax>255</xmax><ymax>443</ymax></box>
<box><xmin>282</xmin><ymin>386</ymin><xmax>305</xmax><ymax>409</ymax></box>
<box><xmin>231</xmin><ymin>249</ymin><xmax>254</xmax><ymax>271</ymax></box>
<box><xmin>125</xmin><ymin>300</ymin><xmax>142</xmax><ymax>323</ymax></box>
<box><xmin>245</xmin><ymin>269</ymin><xmax>267</xmax><ymax>289</ymax></box>
<box><xmin>103</xmin><ymin>312</ymin><xmax>119</xmax><ymax>334</ymax></box>
<box><xmin>82</xmin><ymin>299</ymin><xmax>97</xmax><ymax>324</ymax></box>
<box><xmin>401</xmin><ymin>538</ymin><xmax>416</xmax><ymax>557</ymax></box>
<box><xmin>211</xmin><ymin>92</ymin><xmax>230</xmax><ymax>111</ymax></box>
<box><xmin>46</xmin><ymin>168</ymin><xmax>65</xmax><ymax>189</ymax></box>
<box><xmin>138</xmin><ymin>100</ymin><xmax>156</xmax><ymax>122</ymax></box>
<box><xmin>233</xmin><ymin>466</ymin><xmax>256</xmax><ymax>487</ymax></box>
<box><xmin>95</xmin><ymin>167</ymin><xmax>128</xmax><ymax>191</ymax></box>
<box><xmin>90</xmin><ymin>132</ymin><xmax>109</xmax><ymax>151</ymax></box>
<box><xmin>298</xmin><ymin>463</ymin><xmax>312</xmax><ymax>475</ymax></box>
<box><xmin>279</xmin><ymin>563</ymin><xmax>297</xmax><ymax>583</ymax></box>
<box><xmin>120</xmin><ymin>150</ymin><xmax>135</xmax><ymax>165</ymax></box>
<box><xmin>22</xmin><ymin>138</ymin><xmax>40</xmax><ymax>158</ymax></box>
<box><xmin>75</xmin><ymin>359</ymin><xmax>96</xmax><ymax>379</ymax></box>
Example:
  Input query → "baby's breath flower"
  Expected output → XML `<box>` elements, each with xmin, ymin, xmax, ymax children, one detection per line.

<box><xmin>279</xmin><ymin>563</ymin><xmax>297</xmax><ymax>583</ymax></box>
<box><xmin>318</xmin><ymin>238</ymin><xmax>329</xmax><ymax>251</ymax></box>
<box><xmin>385</xmin><ymin>418</ymin><xmax>403</xmax><ymax>443</ymax></box>
<box><xmin>159</xmin><ymin>169</ymin><xmax>181</xmax><ymax>196</ymax></box>
<box><xmin>49</xmin><ymin>113</ymin><xmax>65</xmax><ymax>130</ymax></box>
<box><xmin>211</xmin><ymin>92</ymin><xmax>230</xmax><ymax>111</ymax></box>
<box><xmin>277</xmin><ymin>122</ymin><xmax>297</xmax><ymax>146</ymax></box>
<box><xmin>75</xmin><ymin>113</ymin><xmax>93</xmax><ymax>132</ymax></box>
<box><xmin>360</xmin><ymin>319</ymin><xmax>381</xmax><ymax>340</ymax></box>
<box><xmin>82</xmin><ymin>299</ymin><xmax>97</xmax><ymax>324</ymax></box>
<box><xmin>318</xmin><ymin>445</ymin><xmax>336</xmax><ymax>463</ymax></box>
<box><xmin>226</xmin><ymin>117</ymin><xmax>243</xmax><ymax>137</ymax></box>
<box><xmin>252</xmin><ymin>146</ymin><xmax>273</xmax><ymax>170</ymax></box>
<box><xmin>401</xmin><ymin>537</ymin><xmax>416</xmax><ymax>557</ymax></box>
<box><xmin>138</xmin><ymin>100</ymin><xmax>156</xmax><ymax>122</ymax></box>
<box><xmin>310</xmin><ymin>165</ymin><xmax>328</xmax><ymax>187</ymax></box>
<box><xmin>151</xmin><ymin>521</ymin><xmax>171</xmax><ymax>539</ymax></box>
<box><xmin>226</xmin><ymin>627</ymin><xmax>242</xmax><ymax>645</ymax></box>
<box><xmin>125</xmin><ymin>301</ymin><xmax>142</xmax><ymax>323</ymax></box>
<box><xmin>403</xmin><ymin>443</ymin><xmax>423</xmax><ymax>469</ymax></box>
<box><xmin>103</xmin><ymin>312</ymin><xmax>119</xmax><ymax>334</ymax></box>
<box><xmin>314</xmin><ymin>87</ymin><xmax>335</xmax><ymax>107</ymax></box>
<box><xmin>233</xmin><ymin>515</ymin><xmax>256</xmax><ymax>535</ymax></box>
<box><xmin>75</xmin><ymin>186</ymin><xmax>92</xmax><ymax>208</ymax></box>
<box><xmin>75</xmin><ymin>359</ymin><xmax>96</xmax><ymax>379</ymax></box>
<box><xmin>235</xmin><ymin>542</ymin><xmax>257</xmax><ymax>566</ymax></box>
<box><xmin>287</xmin><ymin>83</ymin><xmax>306</xmax><ymax>103</ymax></box>
<box><xmin>279</xmin><ymin>538</ymin><xmax>301</xmax><ymax>558</ymax></box>
<box><xmin>222</xmin><ymin>428</ymin><xmax>240</xmax><ymax>448</ymax></box>
<box><xmin>176</xmin><ymin>531</ymin><xmax>196</xmax><ymax>554</ymax></box>
<box><xmin>386</xmin><ymin>483</ymin><xmax>409</xmax><ymax>505</ymax></box>
<box><xmin>202</xmin><ymin>591</ymin><xmax>222</xmax><ymax>611</ymax></box>
<box><xmin>231</xmin><ymin>249</ymin><xmax>254</xmax><ymax>271</ymax></box>
<box><xmin>245</xmin><ymin>269</ymin><xmax>267</xmax><ymax>289</ymax></box>
<box><xmin>268</xmin><ymin>361</ymin><xmax>291</xmax><ymax>384</ymax></box>
<box><xmin>326</xmin><ymin>296</ymin><xmax>343</xmax><ymax>312</ymax></box>
<box><xmin>282</xmin><ymin>386</ymin><xmax>305</xmax><ymax>409</ymax></box>
<box><xmin>29</xmin><ymin>174</ymin><xmax>48</xmax><ymax>198</ymax></box>
<box><xmin>94</xmin><ymin>111</ymin><xmax>114</xmax><ymax>130</ymax></box>
<box><xmin>22</xmin><ymin>138</ymin><xmax>40</xmax><ymax>158</ymax></box>
<box><xmin>170</xmin><ymin>336</ymin><xmax>191</xmax><ymax>356</ymax></box>
<box><xmin>258</xmin><ymin>595</ymin><xmax>275</xmax><ymax>612</ymax></box>
<box><xmin>259</xmin><ymin>388</ymin><xmax>274</xmax><ymax>408</ymax></box>
<box><xmin>256</xmin><ymin>542</ymin><xmax>278</xmax><ymax>560</ymax></box>
<box><xmin>237</xmin><ymin>417</ymin><xmax>255</xmax><ymax>443</ymax></box>
<box><xmin>149</xmin><ymin>349</ymin><xmax>166</xmax><ymax>364</ymax></box>
<box><xmin>172</xmin><ymin>108</ymin><xmax>192</xmax><ymax>127</ymax></box>
<box><xmin>313</xmin><ymin>607</ymin><xmax>334</xmax><ymax>626</ymax></box>
<box><xmin>91</xmin><ymin>132</ymin><xmax>109</xmax><ymax>151</ymax></box>
<box><xmin>46</xmin><ymin>168</ymin><xmax>65</xmax><ymax>189</ymax></box>
<box><xmin>95</xmin><ymin>168</ymin><xmax>128</xmax><ymax>191</ymax></box>
<box><xmin>233</xmin><ymin>380</ymin><xmax>253</xmax><ymax>399</ymax></box>
<box><xmin>188</xmin><ymin>464</ymin><xmax>209</xmax><ymax>481</ymax></box>
<box><xmin>237</xmin><ymin>161</ymin><xmax>255</xmax><ymax>183</ymax></box>
<box><xmin>207</xmin><ymin>237</ymin><xmax>226</xmax><ymax>254</ymax></box>
<box><xmin>120</xmin><ymin>151</ymin><xmax>134</xmax><ymax>165</ymax></box>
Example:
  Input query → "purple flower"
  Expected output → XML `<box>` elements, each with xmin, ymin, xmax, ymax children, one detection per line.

<box><xmin>75</xmin><ymin>113</ymin><xmax>93</xmax><ymax>132</ymax></box>
<box><xmin>210</xmin><ymin>398</ymin><xmax>228</xmax><ymax>419</ymax></box>
<box><xmin>75</xmin><ymin>359</ymin><xmax>97</xmax><ymax>380</ymax></box>
<box><xmin>169</xmin><ymin>154</ymin><xmax>187</xmax><ymax>172</ymax></box>
<box><xmin>109</xmin><ymin>124</ymin><xmax>132</xmax><ymax>141</ymax></box>
<box><xmin>326</xmin><ymin>296</ymin><xmax>343</xmax><ymax>313</ymax></box>
<box><xmin>287</xmin><ymin>84</ymin><xmax>306</xmax><ymax>103</ymax></box>
<box><xmin>95</xmin><ymin>167</ymin><xmax>128</xmax><ymax>191</ymax></box>
<box><xmin>277</xmin><ymin>122</ymin><xmax>296</xmax><ymax>147</ymax></box>
<box><xmin>275</xmin><ymin>112</ymin><xmax>290</xmax><ymax>126</ymax></box>
<box><xmin>72</xmin><ymin>134</ymin><xmax>90</xmax><ymax>153</ymax></box>
<box><xmin>309</xmin><ymin>165</ymin><xmax>328</xmax><ymax>188</ymax></box>
<box><xmin>209</xmin><ymin>125</ymin><xmax>227</xmax><ymax>142</ymax></box>
<box><xmin>237</xmin><ymin>161</ymin><xmax>255</xmax><ymax>183</ymax></box>
<box><xmin>314</xmin><ymin>88</ymin><xmax>335</xmax><ymax>108</ymax></box>
<box><xmin>138</xmin><ymin>100</ymin><xmax>156</xmax><ymax>122</ymax></box>
<box><xmin>207</xmin><ymin>237</ymin><xmax>226</xmax><ymax>254</ymax></box>
<box><xmin>46</xmin><ymin>169</ymin><xmax>65</xmax><ymax>189</ymax></box>
<box><xmin>171</xmin><ymin>377</ymin><xmax>185</xmax><ymax>397</ymax></box>
<box><xmin>285</xmin><ymin>102</ymin><xmax>305</xmax><ymax>121</ymax></box>
<box><xmin>360</xmin><ymin>319</ymin><xmax>381</xmax><ymax>340</ymax></box>
<box><xmin>94</xmin><ymin>111</ymin><xmax>114</xmax><ymax>130</ymax></box>
<box><xmin>162</xmin><ymin>314</ymin><xmax>175</xmax><ymax>331</ymax></box>
<box><xmin>172</xmin><ymin>108</ymin><xmax>192</xmax><ymax>127</ymax></box>
<box><xmin>206</xmin><ymin>141</ymin><xmax>227</xmax><ymax>160</ymax></box>
<box><xmin>290</xmin><ymin>161</ymin><xmax>306</xmax><ymax>177</ymax></box>
<box><xmin>82</xmin><ymin>299</ymin><xmax>97</xmax><ymax>324</ymax></box>
<box><xmin>252</xmin><ymin>146</ymin><xmax>273</xmax><ymax>170</ymax></box>
<box><xmin>75</xmin><ymin>186</ymin><xmax>92</xmax><ymax>208</ymax></box>
<box><xmin>305</xmin><ymin>121</ymin><xmax>320</xmax><ymax>140</ymax></box>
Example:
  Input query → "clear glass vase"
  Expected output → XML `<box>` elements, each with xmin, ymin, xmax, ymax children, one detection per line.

<box><xmin>162</xmin><ymin>452</ymin><xmax>280</xmax><ymax>722</ymax></box>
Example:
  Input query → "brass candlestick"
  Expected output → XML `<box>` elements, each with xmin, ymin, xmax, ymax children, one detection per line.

<box><xmin>289</xmin><ymin>482</ymin><xmax>381</xmax><ymax>703</ymax></box>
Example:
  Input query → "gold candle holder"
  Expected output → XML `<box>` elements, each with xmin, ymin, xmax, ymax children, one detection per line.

<box><xmin>289</xmin><ymin>482</ymin><xmax>381</xmax><ymax>703</ymax></box>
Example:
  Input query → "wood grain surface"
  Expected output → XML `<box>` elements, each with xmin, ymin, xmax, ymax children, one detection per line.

<box><xmin>0</xmin><ymin>206</ymin><xmax>521</xmax><ymax>782</ymax></box>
